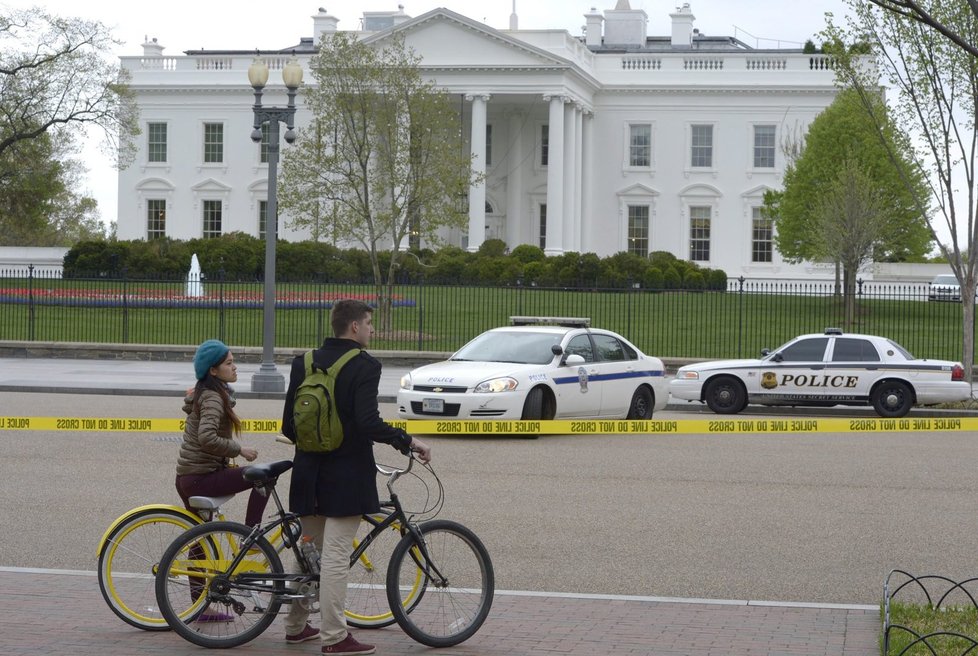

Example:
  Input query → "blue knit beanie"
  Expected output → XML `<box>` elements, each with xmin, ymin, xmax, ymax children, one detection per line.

<box><xmin>194</xmin><ymin>339</ymin><xmax>230</xmax><ymax>380</ymax></box>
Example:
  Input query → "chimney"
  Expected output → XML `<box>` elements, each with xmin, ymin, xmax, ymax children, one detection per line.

<box><xmin>585</xmin><ymin>7</ymin><xmax>603</xmax><ymax>46</ymax></box>
<box><xmin>392</xmin><ymin>4</ymin><xmax>410</xmax><ymax>27</ymax></box>
<box><xmin>141</xmin><ymin>36</ymin><xmax>164</xmax><ymax>57</ymax></box>
<box><xmin>603</xmin><ymin>0</ymin><xmax>648</xmax><ymax>48</ymax></box>
<box><xmin>670</xmin><ymin>3</ymin><xmax>695</xmax><ymax>48</ymax></box>
<box><xmin>313</xmin><ymin>7</ymin><xmax>340</xmax><ymax>40</ymax></box>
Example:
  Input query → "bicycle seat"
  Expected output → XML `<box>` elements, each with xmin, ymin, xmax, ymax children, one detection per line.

<box><xmin>243</xmin><ymin>460</ymin><xmax>294</xmax><ymax>483</ymax></box>
<box><xmin>188</xmin><ymin>494</ymin><xmax>234</xmax><ymax>510</ymax></box>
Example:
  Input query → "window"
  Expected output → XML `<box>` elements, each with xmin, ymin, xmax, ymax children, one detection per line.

<box><xmin>689</xmin><ymin>206</ymin><xmax>711</xmax><ymax>261</ymax></box>
<box><xmin>690</xmin><ymin>124</ymin><xmax>713</xmax><ymax>168</ymax></box>
<box><xmin>753</xmin><ymin>125</ymin><xmax>776</xmax><ymax>168</ymax></box>
<box><xmin>146</xmin><ymin>199</ymin><xmax>166</xmax><ymax>239</ymax></box>
<box><xmin>779</xmin><ymin>338</ymin><xmax>829</xmax><ymax>362</ymax></box>
<box><xmin>540</xmin><ymin>125</ymin><xmax>549</xmax><ymax>166</ymax></box>
<box><xmin>204</xmin><ymin>123</ymin><xmax>224</xmax><ymax>163</ymax></box>
<box><xmin>260</xmin><ymin>122</ymin><xmax>270</xmax><ymax>164</ymax></box>
<box><xmin>592</xmin><ymin>334</ymin><xmax>626</xmax><ymax>362</ymax></box>
<box><xmin>832</xmin><ymin>338</ymin><xmax>881</xmax><ymax>362</ymax></box>
<box><xmin>627</xmin><ymin>205</ymin><xmax>649</xmax><ymax>256</ymax></box>
<box><xmin>485</xmin><ymin>124</ymin><xmax>492</xmax><ymax>167</ymax></box>
<box><xmin>629</xmin><ymin>124</ymin><xmax>651</xmax><ymax>167</ymax></box>
<box><xmin>147</xmin><ymin>123</ymin><xmax>167</xmax><ymax>163</ymax></box>
<box><xmin>202</xmin><ymin>200</ymin><xmax>222</xmax><ymax>238</ymax></box>
<box><xmin>538</xmin><ymin>203</ymin><xmax>547</xmax><ymax>249</ymax></box>
<box><xmin>564</xmin><ymin>335</ymin><xmax>594</xmax><ymax>362</ymax></box>
<box><xmin>751</xmin><ymin>206</ymin><xmax>773</xmax><ymax>263</ymax></box>
<box><xmin>258</xmin><ymin>200</ymin><xmax>269</xmax><ymax>239</ymax></box>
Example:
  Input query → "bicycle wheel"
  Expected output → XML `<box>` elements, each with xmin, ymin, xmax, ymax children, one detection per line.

<box><xmin>346</xmin><ymin>513</ymin><xmax>423</xmax><ymax>629</ymax></box>
<box><xmin>386</xmin><ymin>519</ymin><xmax>494</xmax><ymax>647</ymax></box>
<box><xmin>155</xmin><ymin>521</ymin><xmax>284</xmax><ymax>648</ymax></box>
<box><xmin>98</xmin><ymin>507</ymin><xmax>200</xmax><ymax>630</ymax></box>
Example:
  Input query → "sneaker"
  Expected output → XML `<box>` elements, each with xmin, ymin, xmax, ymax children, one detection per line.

<box><xmin>286</xmin><ymin>624</ymin><xmax>319</xmax><ymax>645</ymax></box>
<box><xmin>196</xmin><ymin>611</ymin><xmax>234</xmax><ymax>623</ymax></box>
<box><xmin>321</xmin><ymin>633</ymin><xmax>375</xmax><ymax>655</ymax></box>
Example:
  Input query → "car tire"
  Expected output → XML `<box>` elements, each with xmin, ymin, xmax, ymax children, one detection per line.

<box><xmin>521</xmin><ymin>387</ymin><xmax>544</xmax><ymax>420</ymax></box>
<box><xmin>704</xmin><ymin>376</ymin><xmax>747</xmax><ymax>414</ymax></box>
<box><xmin>871</xmin><ymin>380</ymin><xmax>913</xmax><ymax>418</ymax></box>
<box><xmin>626</xmin><ymin>386</ymin><xmax>654</xmax><ymax>420</ymax></box>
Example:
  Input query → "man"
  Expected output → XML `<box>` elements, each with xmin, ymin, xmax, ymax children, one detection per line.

<box><xmin>281</xmin><ymin>299</ymin><xmax>431</xmax><ymax>655</ymax></box>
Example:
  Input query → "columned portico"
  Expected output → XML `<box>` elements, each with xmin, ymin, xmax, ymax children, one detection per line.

<box><xmin>544</xmin><ymin>94</ymin><xmax>565</xmax><ymax>255</ymax></box>
<box><xmin>506</xmin><ymin>110</ymin><xmax>524</xmax><ymax>246</ymax></box>
<box><xmin>466</xmin><ymin>93</ymin><xmax>490</xmax><ymax>252</ymax></box>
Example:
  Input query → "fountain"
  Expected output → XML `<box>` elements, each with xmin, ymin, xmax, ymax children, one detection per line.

<box><xmin>185</xmin><ymin>253</ymin><xmax>204</xmax><ymax>297</ymax></box>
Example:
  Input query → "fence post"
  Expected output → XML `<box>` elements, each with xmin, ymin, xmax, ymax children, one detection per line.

<box><xmin>27</xmin><ymin>264</ymin><xmax>35</xmax><ymax>342</ymax></box>
<box><xmin>737</xmin><ymin>276</ymin><xmax>745</xmax><ymax>358</ymax></box>
<box><xmin>218</xmin><ymin>269</ymin><xmax>226</xmax><ymax>342</ymax></box>
<box><xmin>121</xmin><ymin>267</ymin><xmax>129</xmax><ymax>344</ymax></box>
<box><xmin>417</xmin><ymin>273</ymin><xmax>424</xmax><ymax>352</ymax></box>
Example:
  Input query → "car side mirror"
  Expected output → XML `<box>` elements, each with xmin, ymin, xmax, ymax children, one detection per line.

<box><xmin>761</xmin><ymin>348</ymin><xmax>770</xmax><ymax>356</ymax></box>
<box><xmin>551</xmin><ymin>344</ymin><xmax>563</xmax><ymax>356</ymax></box>
<box><xmin>564</xmin><ymin>354</ymin><xmax>585</xmax><ymax>366</ymax></box>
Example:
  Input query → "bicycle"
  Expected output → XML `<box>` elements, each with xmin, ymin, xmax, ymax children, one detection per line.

<box><xmin>154</xmin><ymin>454</ymin><xmax>494</xmax><ymax>648</ymax></box>
<box><xmin>97</xmin><ymin>472</ymin><xmax>403</xmax><ymax>631</ymax></box>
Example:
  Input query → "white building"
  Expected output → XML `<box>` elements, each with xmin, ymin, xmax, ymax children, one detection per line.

<box><xmin>117</xmin><ymin>2</ymin><xmax>842</xmax><ymax>279</ymax></box>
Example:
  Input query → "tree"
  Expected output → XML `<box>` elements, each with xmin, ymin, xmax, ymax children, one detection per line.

<box><xmin>763</xmin><ymin>87</ymin><xmax>931</xmax><ymax>318</ymax></box>
<box><xmin>826</xmin><ymin>1</ymin><xmax>978</xmax><ymax>381</ymax></box>
<box><xmin>280</xmin><ymin>32</ymin><xmax>474</xmax><ymax>333</ymax></box>
<box><xmin>866</xmin><ymin>1</ymin><xmax>978</xmax><ymax>59</ymax></box>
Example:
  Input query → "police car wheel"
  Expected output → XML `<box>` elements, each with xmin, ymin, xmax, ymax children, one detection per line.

<box><xmin>871</xmin><ymin>381</ymin><xmax>913</xmax><ymax>418</ymax></box>
<box><xmin>704</xmin><ymin>376</ymin><xmax>747</xmax><ymax>414</ymax></box>
<box><xmin>626</xmin><ymin>386</ymin><xmax>654</xmax><ymax>420</ymax></box>
<box><xmin>521</xmin><ymin>387</ymin><xmax>544</xmax><ymax>420</ymax></box>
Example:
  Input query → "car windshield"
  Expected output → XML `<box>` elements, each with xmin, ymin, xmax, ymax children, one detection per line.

<box><xmin>452</xmin><ymin>330</ymin><xmax>562</xmax><ymax>365</ymax></box>
<box><xmin>933</xmin><ymin>275</ymin><xmax>958</xmax><ymax>285</ymax></box>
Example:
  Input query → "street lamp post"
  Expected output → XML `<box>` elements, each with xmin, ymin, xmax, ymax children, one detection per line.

<box><xmin>248</xmin><ymin>54</ymin><xmax>303</xmax><ymax>393</ymax></box>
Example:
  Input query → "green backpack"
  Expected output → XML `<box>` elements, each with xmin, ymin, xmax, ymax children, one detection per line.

<box><xmin>292</xmin><ymin>348</ymin><xmax>361</xmax><ymax>453</ymax></box>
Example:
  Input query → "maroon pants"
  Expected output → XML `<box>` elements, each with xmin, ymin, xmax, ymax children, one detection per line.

<box><xmin>175</xmin><ymin>467</ymin><xmax>269</xmax><ymax>527</ymax></box>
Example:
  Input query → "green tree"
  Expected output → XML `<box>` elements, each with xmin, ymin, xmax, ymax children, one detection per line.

<box><xmin>827</xmin><ymin>0</ymin><xmax>978</xmax><ymax>380</ymax></box>
<box><xmin>763</xmin><ymin>88</ymin><xmax>931</xmax><ymax>315</ymax></box>
<box><xmin>279</xmin><ymin>32</ymin><xmax>474</xmax><ymax>333</ymax></box>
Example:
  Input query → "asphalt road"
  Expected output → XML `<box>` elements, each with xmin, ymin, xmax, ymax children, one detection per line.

<box><xmin>3</xmin><ymin>391</ymin><xmax>977</xmax><ymax>606</ymax></box>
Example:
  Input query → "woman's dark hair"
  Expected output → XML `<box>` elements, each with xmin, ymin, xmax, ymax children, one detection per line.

<box><xmin>192</xmin><ymin>353</ymin><xmax>241</xmax><ymax>435</ymax></box>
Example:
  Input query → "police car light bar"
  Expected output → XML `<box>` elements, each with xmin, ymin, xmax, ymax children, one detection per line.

<box><xmin>509</xmin><ymin>316</ymin><xmax>591</xmax><ymax>327</ymax></box>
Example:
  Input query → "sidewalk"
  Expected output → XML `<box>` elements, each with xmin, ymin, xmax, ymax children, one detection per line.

<box><xmin>0</xmin><ymin>568</ymin><xmax>879</xmax><ymax>655</ymax></box>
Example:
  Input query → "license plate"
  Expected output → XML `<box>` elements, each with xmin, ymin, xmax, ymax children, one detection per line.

<box><xmin>422</xmin><ymin>398</ymin><xmax>444</xmax><ymax>413</ymax></box>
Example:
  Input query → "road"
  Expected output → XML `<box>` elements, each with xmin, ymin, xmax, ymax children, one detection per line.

<box><xmin>3</xmin><ymin>391</ymin><xmax>976</xmax><ymax>606</ymax></box>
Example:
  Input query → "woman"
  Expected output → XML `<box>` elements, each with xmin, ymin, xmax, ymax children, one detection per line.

<box><xmin>174</xmin><ymin>339</ymin><xmax>268</xmax><ymax>527</ymax></box>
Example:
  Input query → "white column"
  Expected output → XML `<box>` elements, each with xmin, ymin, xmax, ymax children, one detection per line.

<box><xmin>544</xmin><ymin>95</ymin><xmax>565</xmax><ymax>255</ymax></box>
<box><xmin>562</xmin><ymin>102</ymin><xmax>575</xmax><ymax>254</ymax></box>
<box><xmin>580</xmin><ymin>110</ymin><xmax>593</xmax><ymax>253</ymax></box>
<box><xmin>466</xmin><ymin>93</ymin><xmax>490</xmax><ymax>252</ymax></box>
<box><xmin>572</xmin><ymin>105</ymin><xmax>584</xmax><ymax>252</ymax></box>
<box><xmin>506</xmin><ymin>110</ymin><xmax>523</xmax><ymax>247</ymax></box>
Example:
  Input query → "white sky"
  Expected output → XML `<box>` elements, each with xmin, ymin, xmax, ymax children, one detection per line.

<box><xmin>6</xmin><ymin>0</ymin><xmax>850</xmax><ymax>228</ymax></box>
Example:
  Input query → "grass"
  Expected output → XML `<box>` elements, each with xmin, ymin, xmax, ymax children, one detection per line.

<box><xmin>1</xmin><ymin>279</ymin><xmax>973</xmax><ymax>362</ymax></box>
<box><xmin>885</xmin><ymin>601</ymin><xmax>978</xmax><ymax>655</ymax></box>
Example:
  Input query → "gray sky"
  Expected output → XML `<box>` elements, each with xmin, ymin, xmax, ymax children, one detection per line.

<box><xmin>6</xmin><ymin>0</ymin><xmax>850</xmax><ymax>226</ymax></box>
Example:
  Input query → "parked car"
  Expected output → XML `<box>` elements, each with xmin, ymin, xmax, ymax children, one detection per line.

<box><xmin>397</xmin><ymin>316</ymin><xmax>668</xmax><ymax>420</ymax></box>
<box><xmin>669</xmin><ymin>328</ymin><xmax>971</xmax><ymax>418</ymax></box>
<box><xmin>929</xmin><ymin>274</ymin><xmax>962</xmax><ymax>302</ymax></box>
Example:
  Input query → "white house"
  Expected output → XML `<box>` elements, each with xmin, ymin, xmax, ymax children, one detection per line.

<box><xmin>117</xmin><ymin>2</ymin><xmax>842</xmax><ymax>279</ymax></box>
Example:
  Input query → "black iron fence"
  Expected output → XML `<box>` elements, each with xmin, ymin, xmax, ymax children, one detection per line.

<box><xmin>1</xmin><ymin>267</ymin><xmax>973</xmax><ymax>363</ymax></box>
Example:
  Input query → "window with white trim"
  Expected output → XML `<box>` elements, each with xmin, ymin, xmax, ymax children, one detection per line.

<box><xmin>485</xmin><ymin>124</ymin><xmax>492</xmax><ymax>167</ymax></box>
<box><xmin>147</xmin><ymin>199</ymin><xmax>166</xmax><ymax>239</ymax></box>
<box><xmin>753</xmin><ymin>125</ymin><xmax>776</xmax><ymax>168</ymax></box>
<box><xmin>147</xmin><ymin>123</ymin><xmax>167</xmax><ymax>163</ymax></box>
<box><xmin>689</xmin><ymin>206</ymin><xmax>711</xmax><ymax>261</ymax></box>
<box><xmin>629</xmin><ymin>124</ymin><xmax>651</xmax><ymax>167</ymax></box>
<box><xmin>259</xmin><ymin>123</ymin><xmax>270</xmax><ymax>164</ymax></box>
<box><xmin>540</xmin><ymin>125</ymin><xmax>549</xmax><ymax>166</ymax></box>
<box><xmin>751</xmin><ymin>206</ymin><xmax>773</xmax><ymax>262</ymax></box>
<box><xmin>202</xmin><ymin>200</ymin><xmax>222</xmax><ymax>238</ymax></box>
<box><xmin>204</xmin><ymin>123</ymin><xmax>224</xmax><ymax>163</ymax></box>
<box><xmin>627</xmin><ymin>205</ymin><xmax>649</xmax><ymax>256</ymax></box>
<box><xmin>690</xmin><ymin>124</ymin><xmax>713</xmax><ymax>168</ymax></box>
<box><xmin>539</xmin><ymin>203</ymin><xmax>547</xmax><ymax>249</ymax></box>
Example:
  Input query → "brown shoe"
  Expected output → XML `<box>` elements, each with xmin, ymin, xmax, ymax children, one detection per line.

<box><xmin>321</xmin><ymin>633</ymin><xmax>375</xmax><ymax>655</ymax></box>
<box><xmin>286</xmin><ymin>623</ymin><xmax>319</xmax><ymax>644</ymax></box>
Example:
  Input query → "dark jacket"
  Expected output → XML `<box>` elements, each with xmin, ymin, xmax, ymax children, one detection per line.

<box><xmin>282</xmin><ymin>337</ymin><xmax>411</xmax><ymax>517</ymax></box>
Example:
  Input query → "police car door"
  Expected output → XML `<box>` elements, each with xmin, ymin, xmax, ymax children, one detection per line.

<box><xmin>762</xmin><ymin>337</ymin><xmax>830</xmax><ymax>403</ymax></box>
<box><xmin>557</xmin><ymin>334</ymin><xmax>602</xmax><ymax>417</ymax></box>
<box><xmin>590</xmin><ymin>333</ymin><xmax>633</xmax><ymax>416</ymax></box>
<box><xmin>826</xmin><ymin>337</ymin><xmax>880</xmax><ymax>403</ymax></box>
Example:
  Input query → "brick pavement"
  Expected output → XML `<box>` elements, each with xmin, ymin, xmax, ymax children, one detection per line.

<box><xmin>0</xmin><ymin>569</ymin><xmax>879</xmax><ymax>655</ymax></box>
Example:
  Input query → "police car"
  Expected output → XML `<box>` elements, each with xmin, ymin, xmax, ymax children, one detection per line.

<box><xmin>669</xmin><ymin>328</ymin><xmax>971</xmax><ymax>418</ymax></box>
<box><xmin>397</xmin><ymin>317</ymin><xmax>668</xmax><ymax>420</ymax></box>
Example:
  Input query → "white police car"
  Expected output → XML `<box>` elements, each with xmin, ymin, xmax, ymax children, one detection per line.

<box><xmin>397</xmin><ymin>317</ymin><xmax>668</xmax><ymax>420</ymax></box>
<box><xmin>669</xmin><ymin>328</ymin><xmax>971</xmax><ymax>418</ymax></box>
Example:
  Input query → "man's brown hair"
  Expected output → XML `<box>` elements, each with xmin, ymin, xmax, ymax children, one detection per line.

<box><xmin>331</xmin><ymin>299</ymin><xmax>373</xmax><ymax>337</ymax></box>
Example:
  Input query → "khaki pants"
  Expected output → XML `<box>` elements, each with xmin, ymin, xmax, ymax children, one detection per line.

<box><xmin>284</xmin><ymin>515</ymin><xmax>361</xmax><ymax>645</ymax></box>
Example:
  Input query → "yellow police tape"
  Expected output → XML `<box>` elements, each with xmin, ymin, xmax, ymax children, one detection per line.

<box><xmin>0</xmin><ymin>416</ymin><xmax>973</xmax><ymax>434</ymax></box>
